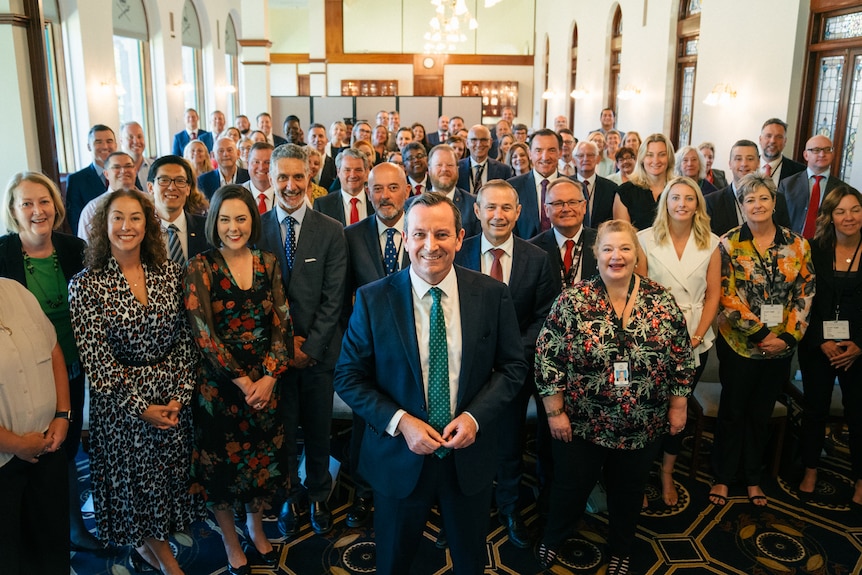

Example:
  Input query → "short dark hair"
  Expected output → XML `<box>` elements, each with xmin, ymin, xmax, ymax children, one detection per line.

<box><xmin>402</xmin><ymin>141</ymin><xmax>426</xmax><ymax>157</ymax></box>
<box><xmin>148</xmin><ymin>154</ymin><xmax>193</xmax><ymax>184</ymax></box>
<box><xmin>405</xmin><ymin>191</ymin><xmax>462</xmax><ymax>235</ymax></box>
<box><xmin>730</xmin><ymin>139</ymin><xmax>760</xmax><ymax>159</ymax></box>
<box><xmin>205</xmin><ymin>184</ymin><xmax>261</xmax><ymax>248</ymax></box>
<box><xmin>283</xmin><ymin>114</ymin><xmax>301</xmax><ymax>127</ymax></box>
<box><xmin>761</xmin><ymin>118</ymin><xmax>788</xmax><ymax>132</ymax></box>
<box><xmin>601</xmin><ymin>107</ymin><xmax>615</xmax><ymax>117</ymax></box>
<box><xmin>513</xmin><ymin>123</ymin><xmax>528</xmax><ymax>132</ymax></box>
<box><xmin>529</xmin><ymin>128</ymin><xmax>562</xmax><ymax>148</ymax></box>
<box><xmin>309</xmin><ymin>122</ymin><xmax>326</xmax><ymax>132</ymax></box>
<box><xmin>105</xmin><ymin>151</ymin><xmax>133</xmax><ymax>166</ymax></box>
<box><xmin>88</xmin><ymin>124</ymin><xmax>114</xmax><ymax>142</ymax></box>
<box><xmin>250</xmin><ymin>141</ymin><xmax>275</xmax><ymax>155</ymax></box>
<box><xmin>559</xmin><ymin>128</ymin><xmax>574</xmax><ymax>138</ymax></box>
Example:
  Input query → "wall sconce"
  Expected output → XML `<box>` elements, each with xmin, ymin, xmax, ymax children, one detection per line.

<box><xmin>100</xmin><ymin>81</ymin><xmax>125</xmax><ymax>96</ymax></box>
<box><xmin>542</xmin><ymin>89</ymin><xmax>556</xmax><ymax>100</ymax></box>
<box><xmin>617</xmin><ymin>85</ymin><xmax>641</xmax><ymax>100</ymax></box>
<box><xmin>218</xmin><ymin>85</ymin><xmax>237</xmax><ymax>94</ymax></box>
<box><xmin>703</xmin><ymin>83</ymin><xmax>736</xmax><ymax>106</ymax></box>
<box><xmin>570</xmin><ymin>89</ymin><xmax>588</xmax><ymax>99</ymax></box>
<box><xmin>173</xmin><ymin>81</ymin><xmax>195</xmax><ymax>93</ymax></box>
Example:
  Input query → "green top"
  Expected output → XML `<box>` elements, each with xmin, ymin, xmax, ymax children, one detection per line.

<box><xmin>25</xmin><ymin>254</ymin><xmax>79</xmax><ymax>365</ymax></box>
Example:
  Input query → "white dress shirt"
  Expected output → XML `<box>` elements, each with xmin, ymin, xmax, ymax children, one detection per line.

<box><xmin>160</xmin><ymin>211</ymin><xmax>189</xmax><ymax>260</ymax></box>
<box><xmin>480</xmin><ymin>233</ymin><xmax>514</xmax><ymax>285</ymax></box>
<box><xmin>341</xmin><ymin>190</ymin><xmax>370</xmax><ymax>223</ymax></box>
<box><xmin>275</xmin><ymin>201</ymin><xmax>307</xmax><ymax>245</ymax></box>
<box><xmin>532</xmin><ymin>169</ymin><xmax>559</xmax><ymax>219</ymax></box>
<box><xmin>242</xmin><ymin>180</ymin><xmax>275</xmax><ymax>212</ymax></box>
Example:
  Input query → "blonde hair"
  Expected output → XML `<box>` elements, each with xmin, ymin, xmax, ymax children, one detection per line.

<box><xmin>2</xmin><ymin>172</ymin><xmax>66</xmax><ymax>233</ymax></box>
<box><xmin>650</xmin><ymin>176</ymin><xmax>713</xmax><ymax>250</ymax></box>
<box><xmin>629</xmin><ymin>133</ymin><xmax>676</xmax><ymax>189</ymax></box>
<box><xmin>593</xmin><ymin>219</ymin><xmax>640</xmax><ymax>259</ymax></box>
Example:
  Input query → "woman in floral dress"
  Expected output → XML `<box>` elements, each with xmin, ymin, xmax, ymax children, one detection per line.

<box><xmin>184</xmin><ymin>185</ymin><xmax>292</xmax><ymax>575</ymax></box>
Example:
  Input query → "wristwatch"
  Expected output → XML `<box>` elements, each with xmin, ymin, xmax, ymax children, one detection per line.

<box><xmin>54</xmin><ymin>410</ymin><xmax>73</xmax><ymax>422</ymax></box>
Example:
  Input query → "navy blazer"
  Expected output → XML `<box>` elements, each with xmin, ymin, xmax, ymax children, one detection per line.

<box><xmin>777</xmin><ymin>171</ymin><xmax>846</xmax><ymax>235</ymax></box>
<box><xmin>529</xmin><ymin>227</ymin><xmax>599</xmax><ymax>291</ymax></box>
<box><xmin>318</xmin><ymin>155</ymin><xmax>337</xmax><ymax>191</ymax></box>
<box><xmin>273</xmin><ymin>134</ymin><xmax>288</xmax><ymax>147</ymax></box>
<box><xmin>333</xmin><ymin>265</ymin><xmax>527</xmax><ymax>498</ymax></box>
<box><xmin>171</xmin><ymin>129</ymin><xmax>213</xmax><ymax>156</ymax></box>
<box><xmin>197</xmin><ymin>168</ymin><xmax>250</xmax><ymax>200</ymax></box>
<box><xmin>508</xmin><ymin>172</ymin><xmax>577</xmax><ymax>239</ymax></box>
<box><xmin>0</xmin><ymin>231</ymin><xmax>86</xmax><ymax>285</ymax></box>
<box><xmin>456</xmin><ymin>158</ymin><xmax>515</xmax><ymax>194</ymax></box>
<box><xmin>454</xmin><ymin>235</ymin><xmax>556</xmax><ymax>358</ymax></box>
<box><xmin>426</xmin><ymin>132</ymin><xmax>444</xmax><ymax>148</ymax></box>
<box><xmin>185</xmin><ymin>213</ymin><xmax>210</xmax><ymax>260</ymax></box>
<box><xmin>580</xmin><ymin>175</ymin><xmax>618</xmax><ymax>229</ymax></box>
<box><xmin>65</xmin><ymin>164</ymin><xmax>105</xmax><ymax>233</ymax></box>
<box><xmin>257</xmin><ymin>208</ymin><xmax>347</xmax><ymax>367</ymax></box>
<box><xmin>405</xmin><ymin>188</ymin><xmax>481</xmax><ymax>238</ymax></box>
<box><xmin>313</xmin><ymin>191</ymin><xmax>376</xmax><ymax>227</ymax></box>
<box><xmin>776</xmin><ymin>155</ymin><xmax>806</xmax><ymax>183</ymax></box>
<box><xmin>705</xmin><ymin>185</ymin><xmax>792</xmax><ymax>237</ymax></box>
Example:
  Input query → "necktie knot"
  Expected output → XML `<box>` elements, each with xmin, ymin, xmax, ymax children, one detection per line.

<box><xmin>814</xmin><ymin>175</ymin><xmax>824</xmax><ymax>184</ymax></box>
<box><xmin>490</xmin><ymin>247</ymin><xmax>504</xmax><ymax>261</ymax></box>
<box><xmin>414</xmin><ymin>184</ymin><xmax>423</xmax><ymax>195</ymax></box>
<box><xmin>429</xmin><ymin>286</ymin><xmax>443</xmax><ymax>304</ymax></box>
<box><xmin>763</xmin><ymin>163</ymin><xmax>772</xmax><ymax>177</ymax></box>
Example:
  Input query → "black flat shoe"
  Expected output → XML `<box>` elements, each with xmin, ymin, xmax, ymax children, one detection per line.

<box><xmin>499</xmin><ymin>512</ymin><xmax>530</xmax><ymax>549</ymax></box>
<box><xmin>797</xmin><ymin>489</ymin><xmax>815</xmax><ymax>503</ymax></box>
<box><xmin>310</xmin><ymin>500</ymin><xmax>332</xmax><ymax>535</ymax></box>
<box><xmin>346</xmin><ymin>496</ymin><xmax>373</xmax><ymax>528</ymax></box>
<box><xmin>243</xmin><ymin>541</ymin><xmax>279</xmax><ymax>567</ymax></box>
<box><xmin>278</xmin><ymin>500</ymin><xmax>304</xmax><ymax>538</ymax></box>
<box><xmin>129</xmin><ymin>548</ymin><xmax>162</xmax><ymax>574</ymax></box>
<box><xmin>226</xmin><ymin>562</ymin><xmax>250</xmax><ymax>575</ymax></box>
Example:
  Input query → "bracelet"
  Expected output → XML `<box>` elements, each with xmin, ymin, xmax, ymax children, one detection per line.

<box><xmin>545</xmin><ymin>408</ymin><xmax>565</xmax><ymax>418</ymax></box>
<box><xmin>692</xmin><ymin>334</ymin><xmax>703</xmax><ymax>343</ymax></box>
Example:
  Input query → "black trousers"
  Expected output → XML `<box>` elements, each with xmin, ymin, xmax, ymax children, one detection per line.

<box><xmin>542</xmin><ymin>435</ymin><xmax>660</xmax><ymax>557</ymax></box>
<box><xmin>281</xmin><ymin>366</ymin><xmax>334</xmax><ymax>502</ymax></box>
<box><xmin>0</xmin><ymin>450</ymin><xmax>70</xmax><ymax>575</ymax></box>
<box><xmin>65</xmin><ymin>367</ymin><xmax>86</xmax><ymax>461</ymax></box>
<box><xmin>348</xmin><ymin>412</ymin><xmax>373</xmax><ymax>499</ymax></box>
<box><xmin>661</xmin><ymin>350</ymin><xmax>709</xmax><ymax>456</ymax></box>
<box><xmin>374</xmin><ymin>454</ymin><xmax>492</xmax><ymax>575</ymax></box>
<box><xmin>713</xmin><ymin>336</ymin><xmax>791</xmax><ymax>485</ymax></box>
<box><xmin>798</xmin><ymin>343</ymin><xmax>862</xmax><ymax>479</ymax></box>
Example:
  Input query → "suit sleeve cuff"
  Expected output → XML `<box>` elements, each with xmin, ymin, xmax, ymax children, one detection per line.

<box><xmin>463</xmin><ymin>411</ymin><xmax>480</xmax><ymax>433</ymax></box>
<box><xmin>386</xmin><ymin>409</ymin><xmax>406</xmax><ymax>437</ymax></box>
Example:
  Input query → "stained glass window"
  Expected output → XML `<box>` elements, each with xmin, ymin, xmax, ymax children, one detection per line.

<box><xmin>688</xmin><ymin>0</ymin><xmax>702</xmax><ymax>16</ymax></box>
<box><xmin>839</xmin><ymin>56</ymin><xmax>862</xmax><ymax>179</ymax></box>
<box><xmin>812</xmin><ymin>56</ymin><xmax>844</xmax><ymax>141</ymax></box>
<box><xmin>677</xmin><ymin>66</ymin><xmax>695</xmax><ymax>148</ymax></box>
<box><xmin>824</xmin><ymin>12</ymin><xmax>862</xmax><ymax>41</ymax></box>
<box><xmin>685</xmin><ymin>39</ymin><xmax>698</xmax><ymax>56</ymax></box>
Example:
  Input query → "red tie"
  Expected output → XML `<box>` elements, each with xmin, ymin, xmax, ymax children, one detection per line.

<box><xmin>563</xmin><ymin>239</ymin><xmax>575</xmax><ymax>275</ymax></box>
<box><xmin>414</xmin><ymin>184</ymin><xmax>422</xmax><ymax>196</ymax></box>
<box><xmin>763</xmin><ymin>163</ymin><xmax>772</xmax><ymax>177</ymax></box>
<box><xmin>489</xmin><ymin>248</ymin><xmax>504</xmax><ymax>282</ymax></box>
<box><xmin>540</xmin><ymin>179</ymin><xmax>551</xmax><ymax>232</ymax></box>
<box><xmin>803</xmin><ymin>175</ymin><xmax>822</xmax><ymax>239</ymax></box>
<box><xmin>706</xmin><ymin>171</ymin><xmax>714</xmax><ymax>184</ymax></box>
<box><xmin>191</xmin><ymin>131</ymin><xmax>197</xmax><ymax>140</ymax></box>
<box><xmin>257</xmin><ymin>193</ymin><xmax>267</xmax><ymax>214</ymax></box>
<box><xmin>349</xmin><ymin>197</ymin><xmax>360</xmax><ymax>225</ymax></box>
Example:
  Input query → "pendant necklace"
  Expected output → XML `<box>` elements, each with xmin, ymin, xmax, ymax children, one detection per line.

<box><xmin>23</xmin><ymin>250</ymin><xmax>65</xmax><ymax>309</ymax></box>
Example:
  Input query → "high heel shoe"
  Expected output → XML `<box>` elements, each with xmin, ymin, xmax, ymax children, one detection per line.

<box><xmin>129</xmin><ymin>548</ymin><xmax>162</xmax><ymax>574</ymax></box>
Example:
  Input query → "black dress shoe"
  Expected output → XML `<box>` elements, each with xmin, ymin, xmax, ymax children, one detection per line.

<box><xmin>499</xmin><ymin>512</ymin><xmax>530</xmax><ymax>548</ymax></box>
<box><xmin>242</xmin><ymin>541</ymin><xmax>279</xmax><ymax>567</ymax></box>
<box><xmin>346</xmin><ymin>496</ymin><xmax>373</xmax><ymax>528</ymax></box>
<box><xmin>226</xmin><ymin>562</ymin><xmax>250</xmax><ymax>575</ymax></box>
<box><xmin>278</xmin><ymin>501</ymin><xmax>304</xmax><ymax>538</ymax></box>
<box><xmin>310</xmin><ymin>500</ymin><xmax>332</xmax><ymax>535</ymax></box>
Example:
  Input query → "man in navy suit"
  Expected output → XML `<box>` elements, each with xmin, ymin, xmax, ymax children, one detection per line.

<box><xmin>508</xmin><ymin>129</ymin><xmax>565</xmax><ymax>239</ymax></box>
<box><xmin>778</xmin><ymin>134</ymin><xmax>848</xmax><ymax>238</ymax></box>
<box><xmin>197</xmin><ymin>137</ymin><xmax>250</xmax><ymax>199</ymax></box>
<box><xmin>426</xmin><ymin>114</ymin><xmax>449</xmax><ymax>148</ymax></box>
<box><xmin>171</xmin><ymin>108</ymin><xmax>213</xmax><ymax>156</ymax></box>
<box><xmin>403</xmin><ymin>142</ymin><xmax>431</xmax><ymax>195</ymax></box>
<box><xmin>705</xmin><ymin>139</ymin><xmax>791</xmax><ymax>236</ymax></box>
<box><xmin>759</xmin><ymin>118</ymin><xmax>806</xmax><ymax>185</ymax></box>
<box><xmin>147</xmin><ymin>155</ymin><xmax>208</xmax><ymax>262</ymax></box>
<box><xmin>256</xmin><ymin>112</ymin><xmax>287</xmax><ymax>147</ymax></box>
<box><xmin>454</xmin><ymin>180</ymin><xmax>556</xmax><ymax>549</ymax></box>
<box><xmin>334</xmin><ymin>192</ymin><xmax>527</xmax><ymax>575</ymax></box>
<box><xmin>65</xmin><ymin>124</ymin><xmax>117</xmax><ymax>232</ymax></box>
<box><xmin>257</xmin><ymin>144</ymin><xmax>347</xmax><ymax>538</ymax></box>
<box><xmin>340</xmin><ymin>162</ymin><xmax>411</xmax><ymax>529</ymax></box>
<box><xmin>406</xmin><ymin>145</ymin><xmax>481</xmax><ymax>237</ymax></box>
<box><xmin>574</xmin><ymin>140</ymin><xmax>618</xmax><ymax>228</ymax></box>
<box><xmin>313</xmin><ymin>148</ymin><xmax>374</xmax><ymax>226</ymax></box>
<box><xmin>457</xmin><ymin>124</ymin><xmax>515</xmax><ymax>194</ymax></box>
<box><xmin>308</xmin><ymin>123</ymin><xmax>337</xmax><ymax>190</ymax></box>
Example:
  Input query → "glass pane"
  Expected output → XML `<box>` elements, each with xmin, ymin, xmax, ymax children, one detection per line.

<box><xmin>685</xmin><ymin>38</ymin><xmax>698</xmax><ymax>56</ymax></box>
<box><xmin>225</xmin><ymin>54</ymin><xmax>238</xmax><ymax>122</ymax></box>
<box><xmin>687</xmin><ymin>0</ymin><xmax>702</xmax><ymax>16</ymax></box>
<box><xmin>824</xmin><ymin>12</ymin><xmax>862</xmax><ymax>41</ymax></box>
<box><xmin>44</xmin><ymin>25</ymin><xmax>68</xmax><ymax>173</ymax></box>
<box><xmin>678</xmin><ymin>65</ymin><xmax>695</xmax><ymax>148</ymax></box>
<box><xmin>113</xmin><ymin>36</ymin><xmax>148</xmax><ymax>132</ymax></box>
<box><xmin>812</xmin><ymin>56</ymin><xmax>844</xmax><ymax>141</ymax></box>
<box><xmin>182</xmin><ymin>46</ymin><xmax>199</xmax><ymax>111</ymax></box>
<box><xmin>840</xmin><ymin>55</ymin><xmax>862</xmax><ymax>179</ymax></box>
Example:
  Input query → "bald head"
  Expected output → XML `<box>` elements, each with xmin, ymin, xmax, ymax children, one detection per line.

<box><xmin>368</xmin><ymin>162</ymin><xmax>409</xmax><ymax>225</ymax></box>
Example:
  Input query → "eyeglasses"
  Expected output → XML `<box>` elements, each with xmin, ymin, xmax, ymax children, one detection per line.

<box><xmin>574</xmin><ymin>153</ymin><xmax>598</xmax><ymax>159</ymax></box>
<box><xmin>806</xmin><ymin>146</ymin><xmax>834</xmax><ymax>154</ymax></box>
<box><xmin>155</xmin><ymin>176</ymin><xmax>190</xmax><ymax>189</ymax></box>
<box><xmin>404</xmin><ymin>153</ymin><xmax>427</xmax><ymax>161</ymax></box>
<box><xmin>546</xmin><ymin>200</ymin><xmax>585</xmax><ymax>209</ymax></box>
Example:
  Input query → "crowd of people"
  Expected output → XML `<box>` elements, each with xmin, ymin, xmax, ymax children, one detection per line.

<box><xmin>0</xmin><ymin>103</ymin><xmax>859</xmax><ymax>575</ymax></box>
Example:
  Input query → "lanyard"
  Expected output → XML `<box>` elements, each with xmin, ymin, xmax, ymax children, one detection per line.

<box><xmin>562</xmin><ymin>237</ymin><xmax>584</xmax><ymax>287</ymax></box>
<box><xmin>601</xmin><ymin>275</ymin><xmax>638</xmax><ymax>351</ymax></box>
<box><xmin>831</xmin><ymin>236</ymin><xmax>862</xmax><ymax>319</ymax></box>
<box><xmin>749</xmin><ymin>236</ymin><xmax>779</xmax><ymax>304</ymax></box>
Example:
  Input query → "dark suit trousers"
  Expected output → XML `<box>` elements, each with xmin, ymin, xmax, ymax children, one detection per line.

<box><xmin>374</xmin><ymin>454</ymin><xmax>492</xmax><ymax>575</ymax></box>
<box><xmin>280</xmin><ymin>365</ymin><xmax>334</xmax><ymax>502</ymax></box>
<box><xmin>348</xmin><ymin>412</ymin><xmax>373</xmax><ymax>498</ymax></box>
<box><xmin>0</xmin><ymin>450</ymin><xmax>70</xmax><ymax>575</ymax></box>
<box><xmin>713</xmin><ymin>336</ymin><xmax>791</xmax><ymax>485</ymax></box>
<box><xmin>542</xmin><ymin>436</ymin><xmax>659</xmax><ymax>557</ymax></box>
<box><xmin>799</xmin><ymin>345</ymin><xmax>862</xmax><ymax>479</ymax></box>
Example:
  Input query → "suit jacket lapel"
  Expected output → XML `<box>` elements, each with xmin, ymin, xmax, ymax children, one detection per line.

<box><xmin>508</xmin><ymin>239</ymin><xmax>526</xmax><ymax>294</ymax></box>
<box><xmin>291</xmin><ymin>211</ymin><xmax>319</xmax><ymax>286</ymax></box>
<box><xmin>389</xmin><ymin>272</ymin><xmax>423</xmax><ymax>391</ymax></box>
<box><xmin>262</xmin><ymin>211</ymin><xmax>291</xmax><ymax>285</ymax></box>
<box><xmin>456</xmin><ymin>267</ymin><xmax>479</xmax><ymax>408</ymax></box>
<box><xmin>362</xmin><ymin>217</ymin><xmax>387</xmax><ymax>278</ymax></box>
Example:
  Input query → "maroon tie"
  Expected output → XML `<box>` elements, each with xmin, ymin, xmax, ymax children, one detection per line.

<box><xmin>191</xmin><ymin>131</ymin><xmax>197</xmax><ymax>140</ymax></box>
<box><xmin>349</xmin><ymin>197</ymin><xmax>360</xmax><ymax>225</ymax></box>
<box><xmin>563</xmin><ymin>239</ymin><xmax>575</xmax><ymax>275</ymax></box>
<box><xmin>540</xmin><ymin>179</ymin><xmax>551</xmax><ymax>232</ymax></box>
<box><xmin>763</xmin><ymin>163</ymin><xmax>772</xmax><ymax>177</ymax></box>
<box><xmin>803</xmin><ymin>175</ymin><xmax>822</xmax><ymax>239</ymax></box>
<box><xmin>489</xmin><ymin>248</ymin><xmax>504</xmax><ymax>282</ymax></box>
<box><xmin>414</xmin><ymin>184</ymin><xmax>422</xmax><ymax>196</ymax></box>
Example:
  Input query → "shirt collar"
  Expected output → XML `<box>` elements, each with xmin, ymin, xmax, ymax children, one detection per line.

<box><xmin>376</xmin><ymin>213</ymin><xmax>405</xmax><ymax>236</ymax></box>
<box><xmin>409</xmin><ymin>264</ymin><xmax>458</xmax><ymax>299</ymax></box>
<box><xmin>533</xmin><ymin>169</ymin><xmax>558</xmax><ymax>182</ymax></box>
<box><xmin>553</xmin><ymin>226</ymin><xmax>583</xmax><ymax>248</ymax></box>
<box><xmin>480</xmin><ymin>232</ymin><xmax>514</xmax><ymax>256</ymax></box>
<box><xmin>160</xmin><ymin>210</ymin><xmax>187</xmax><ymax>232</ymax></box>
<box><xmin>276</xmin><ymin>199</ymin><xmax>307</xmax><ymax>225</ymax></box>
<box><xmin>807</xmin><ymin>167</ymin><xmax>830</xmax><ymax>180</ymax></box>
<box><xmin>341</xmin><ymin>189</ymin><xmax>366</xmax><ymax>204</ymax></box>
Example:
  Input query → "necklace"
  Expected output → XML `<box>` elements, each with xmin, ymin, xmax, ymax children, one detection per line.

<box><xmin>22</xmin><ymin>250</ymin><xmax>65</xmax><ymax>309</ymax></box>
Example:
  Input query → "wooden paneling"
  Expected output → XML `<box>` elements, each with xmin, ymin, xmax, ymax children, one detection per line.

<box><xmin>271</xmin><ymin>54</ymin><xmax>309</xmax><ymax>64</ymax></box>
<box><xmin>414</xmin><ymin>76</ymin><xmax>443</xmax><ymax>97</ymax></box>
<box><xmin>325</xmin><ymin>0</ymin><xmax>343</xmax><ymax>57</ymax></box>
<box><xmin>238</xmin><ymin>39</ymin><xmax>272</xmax><ymax>48</ymax></box>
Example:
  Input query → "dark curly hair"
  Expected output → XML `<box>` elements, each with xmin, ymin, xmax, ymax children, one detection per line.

<box><xmin>84</xmin><ymin>189</ymin><xmax>167</xmax><ymax>270</ymax></box>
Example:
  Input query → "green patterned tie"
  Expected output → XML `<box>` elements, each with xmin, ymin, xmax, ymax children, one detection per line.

<box><xmin>427</xmin><ymin>286</ymin><xmax>451</xmax><ymax>458</ymax></box>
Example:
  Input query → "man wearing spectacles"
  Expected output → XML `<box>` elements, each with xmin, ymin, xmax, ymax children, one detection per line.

<box><xmin>147</xmin><ymin>155</ymin><xmax>208</xmax><ymax>263</ymax></box>
<box><xmin>76</xmin><ymin>151</ymin><xmax>140</xmax><ymax>240</ymax></box>
<box><xmin>778</xmin><ymin>134</ymin><xmax>848</xmax><ymax>238</ymax></box>
<box><xmin>457</xmin><ymin>125</ymin><xmax>514</xmax><ymax>194</ymax></box>
<box><xmin>573</xmin><ymin>140</ymin><xmax>618</xmax><ymax>229</ymax></box>
<box><xmin>198</xmin><ymin>137</ymin><xmax>251</xmax><ymax>200</ymax></box>
<box><xmin>402</xmin><ymin>142</ymin><xmax>430</xmax><ymax>196</ymax></box>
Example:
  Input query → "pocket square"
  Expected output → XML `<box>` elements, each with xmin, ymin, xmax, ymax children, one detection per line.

<box><xmin>305</xmin><ymin>258</ymin><xmax>317</xmax><ymax>263</ymax></box>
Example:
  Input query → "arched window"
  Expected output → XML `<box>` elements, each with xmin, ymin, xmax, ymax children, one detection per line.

<box><xmin>799</xmin><ymin>5</ymin><xmax>862</xmax><ymax>179</ymax></box>
<box><xmin>43</xmin><ymin>0</ymin><xmax>72</xmax><ymax>173</ymax></box>
<box><xmin>225</xmin><ymin>16</ymin><xmax>239</xmax><ymax>122</ymax></box>
<box><xmin>608</xmin><ymin>6</ymin><xmax>622</xmax><ymax>111</ymax></box>
<box><xmin>671</xmin><ymin>0</ymin><xmax>701</xmax><ymax>147</ymax></box>
<box><xmin>182</xmin><ymin>0</ymin><xmax>204</xmax><ymax>112</ymax></box>
<box><xmin>567</xmin><ymin>25</ymin><xmax>578</xmax><ymax>130</ymax></box>
<box><xmin>112</xmin><ymin>0</ymin><xmax>153</xmax><ymax>148</ymax></box>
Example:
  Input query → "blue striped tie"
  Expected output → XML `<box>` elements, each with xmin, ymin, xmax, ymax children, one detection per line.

<box><xmin>168</xmin><ymin>224</ymin><xmax>184</xmax><ymax>264</ymax></box>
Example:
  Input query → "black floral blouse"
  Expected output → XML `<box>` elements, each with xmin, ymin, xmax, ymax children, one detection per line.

<box><xmin>535</xmin><ymin>275</ymin><xmax>694</xmax><ymax>450</ymax></box>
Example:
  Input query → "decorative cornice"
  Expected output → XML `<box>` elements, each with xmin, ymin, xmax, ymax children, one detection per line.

<box><xmin>238</xmin><ymin>39</ymin><xmax>273</xmax><ymax>48</ymax></box>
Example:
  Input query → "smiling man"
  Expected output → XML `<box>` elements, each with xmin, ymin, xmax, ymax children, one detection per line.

<box><xmin>172</xmin><ymin>108</ymin><xmax>213</xmax><ymax>155</ymax></box>
<box><xmin>457</xmin><ymin>125</ymin><xmax>514</xmax><ymax>194</ymax></box>
<box><xmin>507</xmin><ymin>128</ymin><xmax>563</xmax><ymax>239</ymax></box>
<box><xmin>759</xmin><ymin>118</ymin><xmax>805</xmax><ymax>185</ymax></box>
<box><xmin>65</xmin><ymin>124</ymin><xmax>118</xmax><ymax>232</ymax></box>
<box><xmin>257</xmin><ymin>144</ymin><xmax>348</xmax><ymax>539</ymax></box>
<box><xmin>147</xmin><ymin>155</ymin><xmax>208</xmax><ymax>263</ymax></box>
<box><xmin>334</xmin><ymin>191</ymin><xmax>526</xmax><ymax>575</ymax></box>
<box><xmin>241</xmin><ymin>142</ymin><xmax>275</xmax><ymax>214</ymax></box>
<box><xmin>313</xmin><ymin>148</ymin><xmax>374</xmax><ymax>226</ymax></box>
<box><xmin>198</xmin><ymin>137</ymin><xmax>250</xmax><ymax>199</ymax></box>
